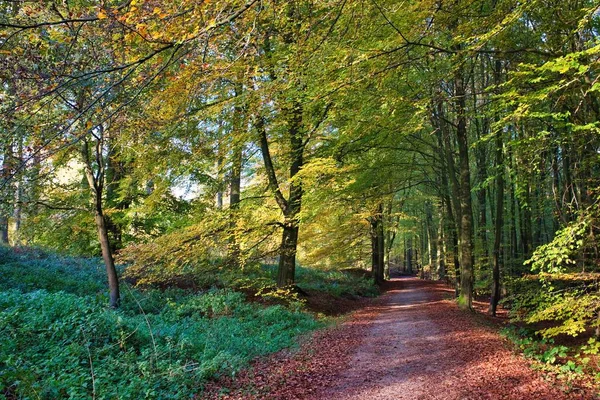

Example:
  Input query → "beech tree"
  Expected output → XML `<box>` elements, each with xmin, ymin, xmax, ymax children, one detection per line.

<box><xmin>1</xmin><ymin>0</ymin><xmax>599</xmax><ymax>331</ymax></box>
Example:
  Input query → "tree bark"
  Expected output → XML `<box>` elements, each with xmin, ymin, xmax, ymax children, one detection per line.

<box><xmin>489</xmin><ymin>63</ymin><xmax>504</xmax><ymax>314</ymax></box>
<box><xmin>436</xmin><ymin>206</ymin><xmax>446</xmax><ymax>280</ymax></box>
<box><xmin>1</xmin><ymin>141</ymin><xmax>13</xmax><ymax>245</ymax></box>
<box><xmin>228</xmin><ymin>83</ymin><xmax>245</xmax><ymax>267</ymax></box>
<box><xmin>370</xmin><ymin>203</ymin><xmax>385</xmax><ymax>285</ymax></box>
<box><xmin>455</xmin><ymin>65</ymin><xmax>475</xmax><ymax>310</ymax></box>
<box><xmin>277</xmin><ymin>218</ymin><xmax>299</xmax><ymax>286</ymax></box>
<box><xmin>94</xmin><ymin>206</ymin><xmax>120</xmax><ymax>308</ymax></box>
<box><xmin>489</xmin><ymin>135</ymin><xmax>504</xmax><ymax>315</ymax></box>
<box><xmin>406</xmin><ymin>236</ymin><xmax>413</xmax><ymax>275</ymax></box>
<box><xmin>12</xmin><ymin>136</ymin><xmax>23</xmax><ymax>244</ymax></box>
<box><xmin>256</xmin><ymin>98</ymin><xmax>305</xmax><ymax>287</ymax></box>
<box><xmin>82</xmin><ymin>138</ymin><xmax>120</xmax><ymax>308</ymax></box>
<box><xmin>425</xmin><ymin>201</ymin><xmax>437</xmax><ymax>276</ymax></box>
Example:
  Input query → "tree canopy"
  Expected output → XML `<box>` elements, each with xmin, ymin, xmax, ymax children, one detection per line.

<box><xmin>1</xmin><ymin>0</ymin><xmax>600</xmax><ymax>332</ymax></box>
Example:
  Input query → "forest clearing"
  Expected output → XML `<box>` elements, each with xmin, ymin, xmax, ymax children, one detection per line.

<box><xmin>1</xmin><ymin>0</ymin><xmax>600</xmax><ymax>398</ymax></box>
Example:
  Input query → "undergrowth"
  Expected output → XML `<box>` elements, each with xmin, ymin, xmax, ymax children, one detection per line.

<box><xmin>264</xmin><ymin>264</ymin><xmax>379</xmax><ymax>298</ymax></box>
<box><xmin>0</xmin><ymin>247</ymin><xmax>323</xmax><ymax>399</ymax></box>
<box><xmin>500</xmin><ymin>326</ymin><xmax>600</xmax><ymax>385</ymax></box>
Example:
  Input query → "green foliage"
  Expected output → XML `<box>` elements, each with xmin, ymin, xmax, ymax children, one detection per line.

<box><xmin>526</xmin><ymin>216</ymin><xmax>590</xmax><ymax>275</ymax></box>
<box><xmin>499</xmin><ymin>325</ymin><xmax>600</xmax><ymax>382</ymax></box>
<box><xmin>527</xmin><ymin>293</ymin><xmax>600</xmax><ymax>338</ymax></box>
<box><xmin>0</xmin><ymin>246</ymin><xmax>106</xmax><ymax>296</ymax></box>
<box><xmin>23</xmin><ymin>205</ymin><xmax>100</xmax><ymax>256</ymax></box>
<box><xmin>275</xmin><ymin>265</ymin><xmax>377</xmax><ymax>298</ymax></box>
<box><xmin>501</xmin><ymin>326</ymin><xmax>577</xmax><ymax>370</ymax></box>
<box><xmin>504</xmin><ymin>275</ymin><xmax>600</xmax><ymax>339</ymax></box>
<box><xmin>0</xmin><ymin>248</ymin><xmax>321</xmax><ymax>399</ymax></box>
<box><xmin>505</xmin><ymin>211</ymin><xmax>600</xmax><ymax>339</ymax></box>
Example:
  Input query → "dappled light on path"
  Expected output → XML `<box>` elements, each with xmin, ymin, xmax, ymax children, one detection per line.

<box><xmin>204</xmin><ymin>277</ymin><xmax>595</xmax><ymax>400</ymax></box>
<box><xmin>318</xmin><ymin>277</ymin><xmax>590</xmax><ymax>400</ymax></box>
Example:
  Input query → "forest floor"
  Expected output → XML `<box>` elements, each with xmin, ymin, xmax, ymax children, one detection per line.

<box><xmin>203</xmin><ymin>277</ymin><xmax>598</xmax><ymax>400</ymax></box>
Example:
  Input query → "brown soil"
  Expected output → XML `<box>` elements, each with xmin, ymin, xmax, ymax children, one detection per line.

<box><xmin>201</xmin><ymin>277</ymin><xmax>599</xmax><ymax>400</ymax></box>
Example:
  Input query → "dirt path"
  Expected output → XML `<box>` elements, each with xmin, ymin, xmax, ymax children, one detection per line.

<box><xmin>316</xmin><ymin>277</ymin><xmax>589</xmax><ymax>400</ymax></box>
<box><xmin>319</xmin><ymin>277</ymin><xmax>454</xmax><ymax>399</ymax></box>
<box><xmin>204</xmin><ymin>277</ymin><xmax>596</xmax><ymax>400</ymax></box>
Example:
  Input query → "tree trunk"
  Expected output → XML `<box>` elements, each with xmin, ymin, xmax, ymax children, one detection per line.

<box><xmin>437</xmin><ymin>131</ymin><xmax>459</xmax><ymax>291</ymax></box>
<box><xmin>437</xmin><ymin>206</ymin><xmax>446</xmax><ymax>280</ymax></box>
<box><xmin>370</xmin><ymin>203</ymin><xmax>385</xmax><ymax>285</ymax></box>
<box><xmin>522</xmin><ymin>184</ymin><xmax>533</xmax><ymax>259</ymax></box>
<box><xmin>228</xmin><ymin>84</ymin><xmax>244</xmax><ymax>266</ymax></box>
<box><xmin>94</xmin><ymin>206</ymin><xmax>120</xmax><ymax>308</ymax></box>
<box><xmin>489</xmin><ymin>62</ymin><xmax>504</xmax><ymax>315</ymax></box>
<box><xmin>257</xmin><ymin>97</ymin><xmax>305</xmax><ymax>287</ymax></box>
<box><xmin>12</xmin><ymin>139</ymin><xmax>23</xmax><ymax>244</ymax></box>
<box><xmin>82</xmin><ymin>138</ymin><xmax>120</xmax><ymax>308</ymax></box>
<box><xmin>277</xmin><ymin>218</ymin><xmax>299</xmax><ymax>286</ymax></box>
<box><xmin>425</xmin><ymin>201</ymin><xmax>437</xmax><ymax>277</ymax></box>
<box><xmin>1</xmin><ymin>141</ymin><xmax>13</xmax><ymax>245</ymax></box>
<box><xmin>455</xmin><ymin>66</ymin><xmax>475</xmax><ymax>310</ymax></box>
<box><xmin>489</xmin><ymin>158</ymin><xmax>504</xmax><ymax>314</ymax></box>
<box><xmin>384</xmin><ymin>201</ymin><xmax>397</xmax><ymax>279</ymax></box>
<box><xmin>216</xmin><ymin>152</ymin><xmax>224</xmax><ymax>209</ymax></box>
<box><xmin>406</xmin><ymin>236</ymin><xmax>413</xmax><ymax>275</ymax></box>
<box><xmin>0</xmin><ymin>217</ymin><xmax>8</xmax><ymax>245</ymax></box>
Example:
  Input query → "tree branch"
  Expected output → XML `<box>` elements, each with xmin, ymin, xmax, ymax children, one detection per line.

<box><xmin>255</xmin><ymin>115</ymin><xmax>288</xmax><ymax>213</ymax></box>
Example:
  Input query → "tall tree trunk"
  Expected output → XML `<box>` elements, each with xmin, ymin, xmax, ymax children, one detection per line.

<box><xmin>384</xmin><ymin>201</ymin><xmax>397</xmax><ymax>279</ymax></box>
<box><xmin>94</xmin><ymin>205</ymin><xmax>120</xmax><ymax>308</ymax></box>
<box><xmin>12</xmin><ymin>136</ymin><xmax>23</xmax><ymax>244</ymax></box>
<box><xmin>277</xmin><ymin>218</ymin><xmax>299</xmax><ymax>286</ymax></box>
<box><xmin>425</xmin><ymin>201</ymin><xmax>437</xmax><ymax>277</ymax></box>
<box><xmin>437</xmin><ymin>130</ymin><xmax>459</xmax><ymax>291</ymax></box>
<box><xmin>476</xmin><ymin>147</ymin><xmax>488</xmax><ymax>263</ymax></box>
<box><xmin>216</xmin><ymin>153</ymin><xmax>224</xmax><ymax>209</ymax></box>
<box><xmin>0</xmin><ymin>217</ymin><xmax>7</xmax><ymax>244</ymax></box>
<box><xmin>0</xmin><ymin>139</ymin><xmax>14</xmax><ymax>245</ymax></box>
<box><xmin>370</xmin><ymin>203</ymin><xmax>385</xmax><ymax>285</ymax></box>
<box><xmin>228</xmin><ymin>83</ymin><xmax>245</xmax><ymax>266</ymax></box>
<box><xmin>82</xmin><ymin>139</ymin><xmax>120</xmax><ymax>308</ymax></box>
<box><xmin>256</xmin><ymin>97</ymin><xmax>305</xmax><ymax>287</ymax></box>
<box><xmin>277</xmin><ymin>101</ymin><xmax>304</xmax><ymax>287</ymax></box>
<box><xmin>522</xmin><ymin>184</ymin><xmax>533</xmax><ymax>259</ymax></box>
<box><xmin>455</xmin><ymin>65</ymin><xmax>475</xmax><ymax>310</ymax></box>
<box><xmin>406</xmin><ymin>236</ymin><xmax>413</xmax><ymax>275</ymax></box>
<box><xmin>437</xmin><ymin>206</ymin><xmax>446</xmax><ymax>280</ymax></box>
<box><xmin>507</xmin><ymin>147</ymin><xmax>518</xmax><ymax>274</ymax></box>
<box><xmin>489</xmin><ymin>80</ymin><xmax>504</xmax><ymax>314</ymax></box>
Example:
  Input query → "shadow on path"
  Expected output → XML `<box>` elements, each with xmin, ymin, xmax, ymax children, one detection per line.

<box><xmin>317</xmin><ymin>277</ymin><xmax>590</xmax><ymax>400</ymax></box>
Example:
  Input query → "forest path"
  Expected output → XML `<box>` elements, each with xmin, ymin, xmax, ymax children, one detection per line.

<box><xmin>315</xmin><ymin>277</ymin><xmax>587</xmax><ymax>400</ymax></box>
<box><xmin>318</xmin><ymin>276</ymin><xmax>455</xmax><ymax>399</ymax></box>
<box><xmin>204</xmin><ymin>277</ymin><xmax>594</xmax><ymax>400</ymax></box>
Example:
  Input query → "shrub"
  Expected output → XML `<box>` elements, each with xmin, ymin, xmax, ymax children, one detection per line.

<box><xmin>0</xmin><ymin>249</ymin><xmax>321</xmax><ymax>399</ymax></box>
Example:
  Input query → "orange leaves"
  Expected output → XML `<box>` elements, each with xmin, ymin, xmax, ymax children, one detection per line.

<box><xmin>152</xmin><ymin>7</ymin><xmax>168</xmax><ymax>19</ymax></box>
<box><xmin>135</xmin><ymin>23</ymin><xmax>149</xmax><ymax>38</ymax></box>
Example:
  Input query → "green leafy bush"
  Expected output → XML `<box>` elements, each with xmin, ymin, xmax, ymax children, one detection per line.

<box><xmin>501</xmin><ymin>326</ymin><xmax>585</xmax><ymax>378</ymax></box>
<box><xmin>0</xmin><ymin>248</ymin><xmax>321</xmax><ymax>399</ymax></box>
<box><xmin>287</xmin><ymin>265</ymin><xmax>379</xmax><ymax>298</ymax></box>
<box><xmin>505</xmin><ymin>212</ymin><xmax>600</xmax><ymax>339</ymax></box>
<box><xmin>0</xmin><ymin>246</ymin><xmax>106</xmax><ymax>296</ymax></box>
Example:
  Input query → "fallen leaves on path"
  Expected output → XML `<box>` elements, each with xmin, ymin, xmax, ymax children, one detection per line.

<box><xmin>201</xmin><ymin>278</ymin><xmax>599</xmax><ymax>400</ymax></box>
